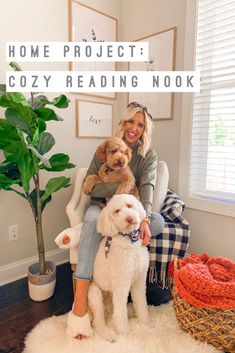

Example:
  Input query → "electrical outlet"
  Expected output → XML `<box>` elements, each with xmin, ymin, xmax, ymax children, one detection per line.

<box><xmin>9</xmin><ymin>224</ymin><xmax>19</xmax><ymax>241</ymax></box>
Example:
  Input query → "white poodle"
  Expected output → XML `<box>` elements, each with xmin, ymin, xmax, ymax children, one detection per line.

<box><xmin>89</xmin><ymin>194</ymin><xmax>150</xmax><ymax>341</ymax></box>
<box><xmin>56</xmin><ymin>194</ymin><xmax>150</xmax><ymax>341</ymax></box>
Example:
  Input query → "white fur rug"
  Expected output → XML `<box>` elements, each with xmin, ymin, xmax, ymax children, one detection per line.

<box><xmin>23</xmin><ymin>302</ymin><xmax>220</xmax><ymax>353</ymax></box>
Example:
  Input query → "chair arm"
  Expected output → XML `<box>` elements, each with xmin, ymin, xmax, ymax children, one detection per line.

<box><xmin>66</xmin><ymin>168</ymin><xmax>90</xmax><ymax>227</ymax></box>
<box><xmin>152</xmin><ymin>161</ymin><xmax>169</xmax><ymax>213</ymax></box>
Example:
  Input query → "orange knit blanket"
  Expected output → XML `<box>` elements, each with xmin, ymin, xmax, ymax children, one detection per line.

<box><xmin>172</xmin><ymin>253</ymin><xmax>235</xmax><ymax>308</ymax></box>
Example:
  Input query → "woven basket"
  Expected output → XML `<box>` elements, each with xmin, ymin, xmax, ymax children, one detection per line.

<box><xmin>172</xmin><ymin>262</ymin><xmax>235</xmax><ymax>353</ymax></box>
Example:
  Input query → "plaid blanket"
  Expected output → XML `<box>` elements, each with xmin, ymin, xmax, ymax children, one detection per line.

<box><xmin>149</xmin><ymin>189</ymin><xmax>190</xmax><ymax>288</ymax></box>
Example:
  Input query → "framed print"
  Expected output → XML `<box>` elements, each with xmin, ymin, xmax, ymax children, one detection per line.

<box><xmin>68</xmin><ymin>0</ymin><xmax>117</xmax><ymax>99</ymax></box>
<box><xmin>128</xmin><ymin>27</ymin><xmax>176</xmax><ymax>120</ymax></box>
<box><xmin>76</xmin><ymin>99</ymin><xmax>113</xmax><ymax>138</ymax></box>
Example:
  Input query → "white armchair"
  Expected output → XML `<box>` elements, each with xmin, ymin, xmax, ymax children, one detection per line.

<box><xmin>65</xmin><ymin>161</ymin><xmax>169</xmax><ymax>269</ymax></box>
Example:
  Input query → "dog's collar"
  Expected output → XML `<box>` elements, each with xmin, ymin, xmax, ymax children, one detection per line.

<box><xmin>104</xmin><ymin>228</ymin><xmax>141</xmax><ymax>258</ymax></box>
<box><xmin>105</xmin><ymin>236</ymin><xmax>112</xmax><ymax>258</ymax></box>
<box><xmin>118</xmin><ymin>228</ymin><xmax>141</xmax><ymax>243</ymax></box>
<box><xmin>105</xmin><ymin>167</ymin><xmax>114</xmax><ymax>174</ymax></box>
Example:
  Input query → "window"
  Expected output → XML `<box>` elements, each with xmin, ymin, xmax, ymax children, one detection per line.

<box><xmin>179</xmin><ymin>0</ymin><xmax>235</xmax><ymax>217</ymax></box>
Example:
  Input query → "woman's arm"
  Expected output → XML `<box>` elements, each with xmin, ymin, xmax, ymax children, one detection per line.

<box><xmin>138</xmin><ymin>149</ymin><xmax>158</xmax><ymax>245</ymax></box>
<box><xmin>138</xmin><ymin>149</ymin><xmax>158</xmax><ymax>217</ymax></box>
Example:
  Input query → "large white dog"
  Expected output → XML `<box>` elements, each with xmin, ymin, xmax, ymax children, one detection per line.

<box><xmin>88</xmin><ymin>194</ymin><xmax>150</xmax><ymax>341</ymax></box>
<box><xmin>56</xmin><ymin>194</ymin><xmax>150</xmax><ymax>341</ymax></box>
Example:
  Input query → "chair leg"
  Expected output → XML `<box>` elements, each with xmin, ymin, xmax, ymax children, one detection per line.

<box><xmin>71</xmin><ymin>263</ymin><xmax>76</xmax><ymax>295</ymax></box>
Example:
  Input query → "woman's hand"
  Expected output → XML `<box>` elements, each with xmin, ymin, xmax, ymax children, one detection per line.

<box><xmin>140</xmin><ymin>220</ymin><xmax>151</xmax><ymax>246</ymax></box>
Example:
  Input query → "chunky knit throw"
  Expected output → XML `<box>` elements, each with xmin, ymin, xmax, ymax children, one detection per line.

<box><xmin>171</xmin><ymin>253</ymin><xmax>235</xmax><ymax>308</ymax></box>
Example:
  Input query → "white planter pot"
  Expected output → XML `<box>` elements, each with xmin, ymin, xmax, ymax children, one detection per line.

<box><xmin>28</xmin><ymin>261</ymin><xmax>56</xmax><ymax>301</ymax></box>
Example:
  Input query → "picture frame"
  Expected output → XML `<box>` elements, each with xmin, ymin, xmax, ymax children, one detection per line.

<box><xmin>68</xmin><ymin>0</ymin><xmax>117</xmax><ymax>99</ymax></box>
<box><xmin>128</xmin><ymin>27</ymin><xmax>177</xmax><ymax>120</ymax></box>
<box><xmin>76</xmin><ymin>99</ymin><xmax>113</xmax><ymax>138</ymax></box>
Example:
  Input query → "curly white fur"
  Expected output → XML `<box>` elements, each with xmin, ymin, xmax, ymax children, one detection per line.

<box><xmin>88</xmin><ymin>194</ymin><xmax>150</xmax><ymax>341</ymax></box>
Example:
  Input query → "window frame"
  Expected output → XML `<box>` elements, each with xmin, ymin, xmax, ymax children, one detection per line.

<box><xmin>178</xmin><ymin>0</ymin><xmax>235</xmax><ymax>218</ymax></box>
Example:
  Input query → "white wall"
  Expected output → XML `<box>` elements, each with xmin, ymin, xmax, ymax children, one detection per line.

<box><xmin>0</xmin><ymin>0</ymin><xmax>122</xmax><ymax>280</ymax></box>
<box><xmin>0</xmin><ymin>0</ymin><xmax>234</xmax><ymax>284</ymax></box>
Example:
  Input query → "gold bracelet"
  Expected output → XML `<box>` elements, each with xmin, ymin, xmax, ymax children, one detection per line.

<box><xmin>142</xmin><ymin>216</ymin><xmax>151</xmax><ymax>224</ymax></box>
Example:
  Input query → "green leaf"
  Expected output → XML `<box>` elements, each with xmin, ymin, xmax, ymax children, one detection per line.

<box><xmin>37</xmin><ymin>118</ymin><xmax>47</xmax><ymax>133</ymax></box>
<box><xmin>40</xmin><ymin>153</ymin><xmax>75</xmax><ymax>171</ymax></box>
<box><xmin>8</xmin><ymin>187</ymin><xmax>27</xmax><ymax>199</ymax></box>
<box><xmin>32</xmin><ymin>127</ymin><xmax>39</xmax><ymax>146</ymax></box>
<box><xmin>17</xmin><ymin>154</ymin><xmax>35</xmax><ymax>192</ymax></box>
<box><xmin>5</xmin><ymin>108</ymin><xmax>30</xmax><ymax>132</ymax></box>
<box><xmin>37</xmin><ymin>132</ymin><xmax>55</xmax><ymax>155</ymax></box>
<box><xmin>1</xmin><ymin>142</ymin><xmax>35</xmax><ymax>192</ymax></box>
<box><xmin>3</xmin><ymin>141</ymin><xmax>35</xmax><ymax>192</ymax></box>
<box><xmin>0</xmin><ymin>173</ymin><xmax>16</xmax><ymax>189</ymax></box>
<box><xmin>9</xmin><ymin>61</ymin><xmax>22</xmax><ymax>71</ymax></box>
<box><xmin>0</xmin><ymin>119</ymin><xmax>21</xmax><ymax>149</ymax></box>
<box><xmin>27</xmin><ymin>94</ymin><xmax>48</xmax><ymax>109</ymax></box>
<box><xmin>34</xmin><ymin>108</ymin><xmax>59</xmax><ymax>121</ymax></box>
<box><xmin>4</xmin><ymin>103</ymin><xmax>37</xmax><ymax>134</ymax></box>
<box><xmin>29</xmin><ymin>188</ymin><xmax>52</xmax><ymax>216</ymax></box>
<box><xmin>52</xmin><ymin>95</ymin><xmax>70</xmax><ymax>108</ymax></box>
<box><xmin>36</xmin><ymin>95</ymin><xmax>70</xmax><ymax>109</ymax></box>
<box><xmin>4</xmin><ymin>140</ymin><xmax>28</xmax><ymax>163</ymax></box>
<box><xmin>0</xmin><ymin>161</ymin><xmax>21</xmax><ymax>182</ymax></box>
<box><xmin>0</xmin><ymin>92</ymin><xmax>29</xmax><ymax>108</ymax></box>
<box><xmin>27</xmin><ymin>145</ymin><xmax>51</xmax><ymax>168</ymax></box>
<box><xmin>41</xmin><ymin>176</ymin><xmax>70</xmax><ymax>202</ymax></box>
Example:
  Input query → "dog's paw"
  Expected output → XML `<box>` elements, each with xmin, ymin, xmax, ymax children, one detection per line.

<box><xmin>96</xmin><ymin>327</ymin><xmax>117</xmax><ymax>342</ymax></box>
<box><xmin>137</xmin><ymin>317</ymin><xmax>151</xmax><ymax>327</ymax></box>
<box><xmin>114</xmin><ymin>322</ymin><xmax>130</xmax><ymax>335</ymax></box>
<box><xmin>83</xmin><ymin>175</ymin><xmax>100</xmax><ymax>194</ymax></box>
<box><xmin>136</xmin><ymin>311</ymin><xmax>150</xmax><ymax>326</ymax></box>
<box><xmin>82</xmin><ymin>182</ymin><xmax>93</xmax><ymax>195</ymax></box>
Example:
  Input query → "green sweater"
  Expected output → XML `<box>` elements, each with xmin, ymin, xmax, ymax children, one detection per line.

<box><xmin>85</xmin><ymin>143</ymin><xmax>158</xmax><ymax>217</ymax></box>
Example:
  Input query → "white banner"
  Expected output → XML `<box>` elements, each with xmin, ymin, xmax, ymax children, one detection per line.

<box><xmin>6</xmin><ymin>42</ymin><xmax>149</xmax><ymax>62</ymax></box>
<box><xmin>6</xmin><ymin>71</ymin><xmax>200</xmax><ymax>92</ymax></box>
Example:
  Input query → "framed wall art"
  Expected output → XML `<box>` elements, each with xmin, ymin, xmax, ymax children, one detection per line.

<box><xmin>68</xmin><ymin>0</ymin><xmax>117</xmax><ymax>99</ymax></box>
<box><xmin>76</xmin><ymin>99</ymin><xmax>113</xmax><ymax>138</ymax></box>
<box><xmin>128</xmin><ymin>27</ymin><xmax>177</xmax><ymax>120</ymax></box>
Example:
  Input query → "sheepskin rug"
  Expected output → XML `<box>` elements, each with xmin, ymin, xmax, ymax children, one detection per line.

<box><xmin>23</xmin><ymin>302</ymin><xmax>220</xmax><ymax>353</ymax></box>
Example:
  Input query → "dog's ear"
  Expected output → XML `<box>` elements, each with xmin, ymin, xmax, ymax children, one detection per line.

<box><xmin>125</xmin><ymin>146</ymin><xmax>132</xmax><ymax>162</ymax></box>
<box><xmin>97</xmin><ymin>205</ymin><xmax>118</xmax><ymax>236</ymax></box>
<box><xmin>134</xmin><ymin>197</ymin><xmax>146</xmax><ymax>220</ymax></box>
<box><xmin>96</xmin><ymin>140</ymin><xmax>108</xmax><ymax>162</ymax></box>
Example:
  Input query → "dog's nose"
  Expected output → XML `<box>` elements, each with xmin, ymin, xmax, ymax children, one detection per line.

<box><xmin>126</xmin><ymin>216</ymin><xmax>134</xmax><ymax>224</ymax></box>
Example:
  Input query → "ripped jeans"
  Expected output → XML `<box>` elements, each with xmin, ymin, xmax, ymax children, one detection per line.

<box><xmin>74</xmin><ymin>205</ymin><xmax>165</xmax><ymax>280</ymax></box>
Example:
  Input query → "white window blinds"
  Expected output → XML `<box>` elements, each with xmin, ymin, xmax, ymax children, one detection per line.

<box><xmin>190</xmin><ymin>0</ymin><xmax>235</xmax><ymax>204</ymax></box>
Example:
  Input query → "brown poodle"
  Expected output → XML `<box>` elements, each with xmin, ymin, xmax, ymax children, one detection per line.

<box><xmin>83</xmin><ymin>137</ymin><xmax>138</xmax><ymax>197</ymax></box>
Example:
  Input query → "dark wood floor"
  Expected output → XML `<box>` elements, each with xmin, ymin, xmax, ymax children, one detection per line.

<box><xmin>0</xmin><ymin>262</ymin><xmax>74</xmax><ymax>353</ymax></box>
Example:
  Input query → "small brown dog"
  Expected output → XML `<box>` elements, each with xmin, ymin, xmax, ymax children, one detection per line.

<box><xmin>83</xmin><ymin>137</ymin><xmax>138</xmax><ymax>197</ymax></box>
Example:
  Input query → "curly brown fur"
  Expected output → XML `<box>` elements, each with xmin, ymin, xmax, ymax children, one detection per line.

<box><xmin>83</xmin><ymin>137</ymin><xmax>138</xmax><ymax>197</ymax></box>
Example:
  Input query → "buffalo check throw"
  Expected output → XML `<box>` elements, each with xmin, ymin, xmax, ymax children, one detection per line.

<box><xmin>149</xmin><ymin>189</ymin><xmax>190</xmax><ymax>288</ymax></box>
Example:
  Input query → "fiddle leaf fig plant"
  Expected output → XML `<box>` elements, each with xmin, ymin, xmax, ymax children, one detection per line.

<box><xmin>0</xmin><ymin>62</ymin><xmax>75</xmax><ymax>275</ymax></box>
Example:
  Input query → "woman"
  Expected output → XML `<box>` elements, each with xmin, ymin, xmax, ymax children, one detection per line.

<box><xmin>66</xmin><ymin>102</ymin><xmax>165</xmax><ymax>339</ymax></box>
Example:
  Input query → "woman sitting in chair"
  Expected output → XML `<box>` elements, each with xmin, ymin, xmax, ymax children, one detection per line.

<box><xmin>66</xmin><ymin>102</ymin><xmax>165</xmax><ymax>339</ymax></box>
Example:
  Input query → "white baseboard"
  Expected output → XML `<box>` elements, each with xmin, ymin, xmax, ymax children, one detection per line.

<box><xmin>0</xmin><ymin>248</ymin><xmax>69</xmax><ymax>286</ymax></box>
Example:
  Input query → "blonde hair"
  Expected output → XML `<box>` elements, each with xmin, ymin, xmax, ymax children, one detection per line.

<box><xmin>114</xmin><ymin>105</ymin><xmax>153</xmax><ymax>157</ymax></box>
